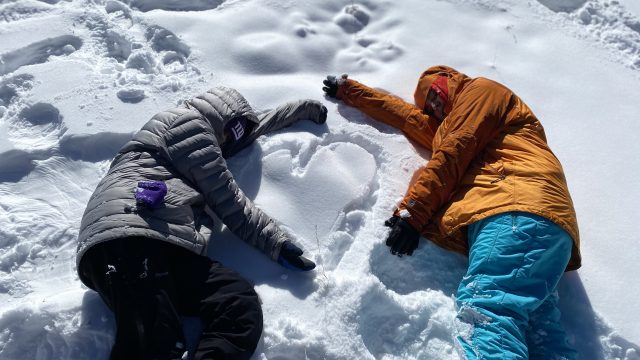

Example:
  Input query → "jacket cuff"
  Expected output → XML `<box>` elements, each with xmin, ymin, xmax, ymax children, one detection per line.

<box><xmin>394</xmin><ymin>206</ymin><xmax>423</xmax><ymax>233</ymax></box>
<box><xmin>335</xmin><ymin>79</ymin><xmax>354</xmax><ymax>101</ymax></box>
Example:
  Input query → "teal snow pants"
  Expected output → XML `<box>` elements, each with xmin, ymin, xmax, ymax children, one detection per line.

<box><xmin>455</xmin><ymin>212</ymin><xmax>578</xmax><ymax>360</ymax></box>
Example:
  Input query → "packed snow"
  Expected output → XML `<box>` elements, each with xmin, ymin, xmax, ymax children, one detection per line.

<box><xmin>1</xmin><ymin>0</ymin><xmax>639</xmax><ymax>359</ymax></box>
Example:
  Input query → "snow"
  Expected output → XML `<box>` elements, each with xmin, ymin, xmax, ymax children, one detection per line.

<box><xmin>1</xmin><ymin>0</ymin><xmax>639</xmax><ymax>359</ymax></box>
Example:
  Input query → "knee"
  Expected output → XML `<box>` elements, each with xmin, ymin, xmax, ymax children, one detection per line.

<box><xmin>201</xmin><ymin>277</ymin><xmax>263</xmax><ymax>324</ymax></box>
<box><xmin>199</xmin><ymin>283</ymin><xmax>264</xmax><ymax>356</ymax></box>
<box><xmin>241</xmin><ymin>289</ymin><xmax>264</xmax><ymax>339</ymax></box>
<box><xmin>234</xmin><ymin>286</ymin><xmax>263</xmax><ymax>328</ymax></box>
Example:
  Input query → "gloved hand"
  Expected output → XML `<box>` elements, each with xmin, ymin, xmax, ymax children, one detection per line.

<box><xmin>384</xmin><ymin>216</ymin><xmax>420</xmax><ymax>257</ymax></box>
<box><xmin>315</xmin><ymin>104</ymin><xmax>328</xmax><ymax>124</ymax></box>
<box><xmin>277</xmin><ymin>241</ymin><xmax>316</xmax><ymax>271</ymax></box>
<box><xmin>322</xmin><ymin>74</ymin><xmax>348</xmax><ymax>98</ymax></box>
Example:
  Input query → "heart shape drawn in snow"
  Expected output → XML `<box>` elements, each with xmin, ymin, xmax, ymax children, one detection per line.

<box><xmin>255</xmin><ymin>142</ymin><xmax>376</xmax><ymax>248</ymax></box>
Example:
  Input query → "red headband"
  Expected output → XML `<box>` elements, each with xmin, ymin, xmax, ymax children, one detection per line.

<box><xmin>430</xmin><ymin>76</ymin><xmax>449</xmax><ymax>104</ymax></box>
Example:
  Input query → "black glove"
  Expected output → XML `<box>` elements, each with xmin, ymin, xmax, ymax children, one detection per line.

<box><xmin>384</xmin><ymin>216</ymin><xmax>420</xmax><ymax>257</ymax></box>
<box><xmin>315</xmin><ymin>104</ymin><xmax>328</xmax><ymax>124</ymax></box>
<box><xmin>322</xmin><ymin>74</ymin><xmax>348</xmax><ymax>98</ymax></box>
<box><xmin>277</xmin><ymin>241</ymin><xmax>316</xmax><ymax>271</ymax></box>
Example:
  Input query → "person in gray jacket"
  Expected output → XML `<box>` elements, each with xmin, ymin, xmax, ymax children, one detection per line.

<box><xmin>76</xmin><ymin>87</ymin><xmax>326</xmax><ymax>360</ymax></box>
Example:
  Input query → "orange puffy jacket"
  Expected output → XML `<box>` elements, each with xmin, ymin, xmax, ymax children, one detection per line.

<box><xmin>336</xmin><ymin>65</ymin><xmax>581</xmax><ymax>271</ymax></box>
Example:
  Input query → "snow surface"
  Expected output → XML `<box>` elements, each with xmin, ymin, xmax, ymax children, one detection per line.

<box><xmin>1</xmin><ymin>0</ymin><xmax>639</xmax><ymax>359</ymax></box>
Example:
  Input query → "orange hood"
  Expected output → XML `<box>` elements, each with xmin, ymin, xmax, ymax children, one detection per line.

<box><xmin>413</xmin><ymin>65</ymin><xmax>470</xmax><ymax>115</ymax></box>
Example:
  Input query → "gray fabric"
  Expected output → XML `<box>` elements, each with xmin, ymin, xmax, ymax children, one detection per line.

<box><xmin>76</xmin><ymin>87</ymin><xmax>326</xmax><ymax>287</ymax></box>
<box><xmin>223</xmin><ymin>98</ymin><xmax>326</xmax><ymax>157</ymax></box>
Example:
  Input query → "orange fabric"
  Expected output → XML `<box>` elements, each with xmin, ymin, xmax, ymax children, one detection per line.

<box><xmin>337</xmin><ymin>66</ymin><xmax>581</xmax><ymax>271</ymax></box>
<box><xmin>336</xmin><ymin>80</ymin><xmax>440</xmax><ymax>150</ymax></box>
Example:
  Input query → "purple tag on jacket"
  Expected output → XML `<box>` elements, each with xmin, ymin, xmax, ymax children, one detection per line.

<box><xmin>135</xmin><ymin>181</ymin><xmax>167</xmax><ymax>209</ymax></box>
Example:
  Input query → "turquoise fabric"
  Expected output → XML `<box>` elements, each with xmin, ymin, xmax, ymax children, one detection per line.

<box><xmin>455</xmin><ymin>212</ymin><xmax>578</xmax><ymax>360</ymax></box>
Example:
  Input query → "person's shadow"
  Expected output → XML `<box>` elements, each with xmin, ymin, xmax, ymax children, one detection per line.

<box><xmin>558</xmin><ymin>272</ymin><xmax>605</xmax><ymax>358</ymax></box>
<box><xmin>557</xmin><ymin>272</ymin><xmax>640</xmax><ymax>359</ymax></box>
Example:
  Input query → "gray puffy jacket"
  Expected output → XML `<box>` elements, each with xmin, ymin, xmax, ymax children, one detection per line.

<box><xmin>76</xmin><ymin>87</ymin><xmax>326</xmax><ymax>287</ymax></box>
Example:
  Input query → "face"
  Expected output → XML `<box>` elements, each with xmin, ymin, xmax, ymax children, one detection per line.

<box><xmin>423</xmin><ymin>88</ymin><xmax>446</xmax><ymax>123</ymax></box>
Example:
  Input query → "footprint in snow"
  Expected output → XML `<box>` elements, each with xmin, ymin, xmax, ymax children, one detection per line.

<box><xmin>0</xmin><ymin>1</ymin><xmax>51</xmax><ymax>23</ymax></box>
<box><xmin>127</xmin><ymin>0</ymin><xmax>225</xmax><ymax>12</ymax></box>
<box><xmin>331</xmin><ymin>3</ymin><xmax>404</xmax><ymax>70</ymax></box>
<box><xmin>537</xmin><ymin>0</ymin><xmax>587</xmax><ymax>13</ymax></box>
<box><xmin>0</xmin><ymin>35</ymin><xmax>82</xmax><ymax>76</ymax></box>
<box><xmin>5</xmin><ymin>102</ymin><xmax>67</xmax><ymax>152</ymax></box>
<box><xmin>0</xmin><ymin>74</ymin><xmax>34</xmax><ymax>108</ymax></box>
<box><xmin>334</xmin><ymin>4</ymin><xmax>371</xmax><ymax>34</ymax></box>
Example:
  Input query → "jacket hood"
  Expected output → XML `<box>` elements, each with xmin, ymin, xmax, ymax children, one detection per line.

<box><xmin>413</xmin><ymin>65</ymin><xmax>470</xmax><ymax>115</ymax></box>
<box><xmin>185</xmin><ymin>87</ymin><xmax>259</xmax><ymax>144</ymax></box>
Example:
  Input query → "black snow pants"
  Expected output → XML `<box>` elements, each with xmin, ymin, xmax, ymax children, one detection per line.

<box><xmin>81</xmin><ymin>238</ymin><xmax>263</xmax><ymax>360</ymax></box>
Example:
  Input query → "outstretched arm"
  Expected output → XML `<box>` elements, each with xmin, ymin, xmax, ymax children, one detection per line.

<box><xmin>223</xmin><ymin>99</ymin><xmax>327</xmax><ymax>157</ymax></box>
<box><xmin>257</xmin><ymin>99</ymin><xmax>327</xmax><ymax>128</ymax></box>
<box><xmin>324</xmin><ymin>75</ymin><xmax>439</xmax><ymax>151</ymax></box>
<box><xmin>161</xmin><ymin>112</ymin><xmax>315</xmax><ymax>270</ymax></box>
<box><xmin>162</xmin><ymin>114</ymin><xmax>285</xmax><ymax>259</ymax></box>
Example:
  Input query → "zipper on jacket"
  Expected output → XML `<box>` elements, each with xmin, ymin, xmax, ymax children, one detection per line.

<box><xmin>485</xmin><ymin>162</ymin><xmax>507</xmax><ymax>184</ymax></box>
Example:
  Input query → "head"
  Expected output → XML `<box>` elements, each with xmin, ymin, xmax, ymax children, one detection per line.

<box><xmin>223</xmin><ymin>116</ymin><xmax>248</xmax><ymax>145</ymax></box>
<box><xmin>416</xmin><ymin>75</ymin><xmax>449</xmax><ymax>123</ymax></box>
<box><xmin>424</xmin><ymin>76</ymin><xmax>449</xmax><ymax>123</ymax></box>
<box><xmin>413</xmin><ymin>66</ymin><xmax>470</xmax><ymax>124</ymax></box>
<box><xmin>186</xmin><ymin>87</ymin><xmax>260</xmax><ymax>147</ymax></box>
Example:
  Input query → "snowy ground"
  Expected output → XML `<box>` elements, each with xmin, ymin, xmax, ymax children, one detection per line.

<box><xmin>1</xmin><ymin>0</ymin><xmax>640</xmax><ymax>359</ymax></box>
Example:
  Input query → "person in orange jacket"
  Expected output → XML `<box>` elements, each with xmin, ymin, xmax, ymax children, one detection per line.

<box><xmin>323</xmin><ymin>66</ymin><xmax>581</xmax><ymax>359</ymax></box>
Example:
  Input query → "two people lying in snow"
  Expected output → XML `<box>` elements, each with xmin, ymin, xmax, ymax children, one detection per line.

<box><xmin>77</xmin><ymin>65</ymin><xmax>581</xmax><ymax>360</ymax></box>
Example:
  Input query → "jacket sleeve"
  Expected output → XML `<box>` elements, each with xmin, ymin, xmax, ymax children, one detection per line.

<box><xmin>397</xmin><ymin>80</ymin><xmax>509</xmax><ymax>231</ymax></box>
<box><xmin>256</xmin><ymin>99</ymin><xmax>325</xmax><ymax>127</ymax></box>
<box><xmin>161</xmin><ymin>112</ymin><xmax>287</xmax><ymax>260</ymax></box>
<box><xmin>338</xmin><ymin>79</ymin><xmax>439</xmax><ymax>151</ymax></box>
<box><xmin>223</xmin><ymin>99</ymin><xmax>326</xmax><ymax>157</ymax></box>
